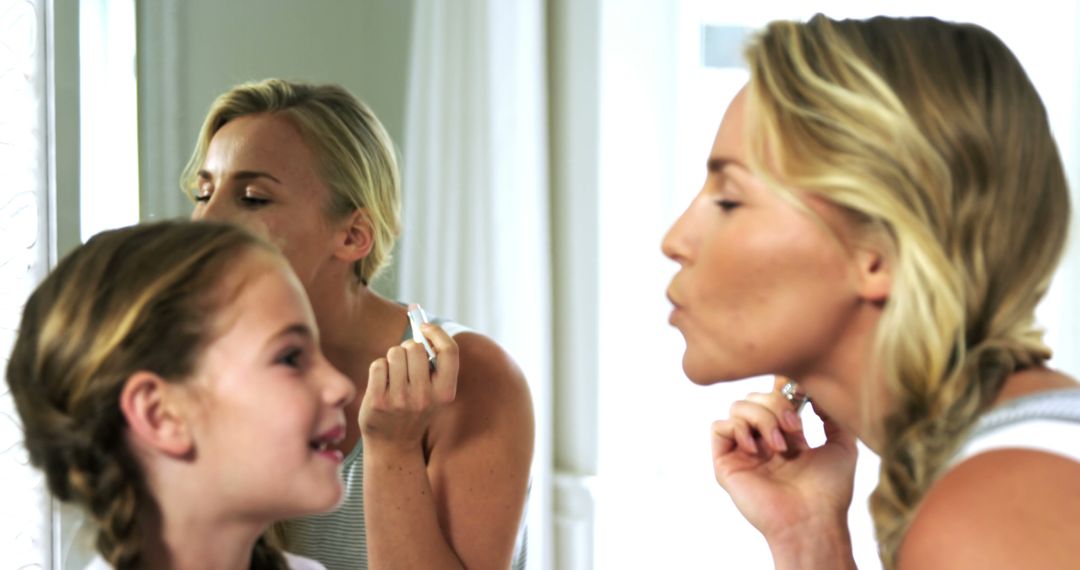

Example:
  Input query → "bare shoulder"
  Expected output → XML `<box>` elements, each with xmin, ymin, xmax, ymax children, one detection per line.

<box><xmin>453</xmin><ymin>331</ymin><xmax>532</xmax><ymax>405</ymax></box>
<box><xmin>429</xmin><ymin>331</ymin><xmax>534</xmax><ymax>447</ymax></box>
<box><xmin>899</xmin><ymin>449</ymin><xmax>1080</xmax><ymax>570</ymax></box>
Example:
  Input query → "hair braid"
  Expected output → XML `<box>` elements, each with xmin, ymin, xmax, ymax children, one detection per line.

<box><xmin>5</xmin><ymin>221</ymin><xmax>294</xmax><ymax>568</ymax></box>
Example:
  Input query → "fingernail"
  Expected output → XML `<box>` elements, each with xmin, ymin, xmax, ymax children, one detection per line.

<box><xmin>741</xmin><ymin>432</ymin><xmax>758</xmax><ymax>454</ymax></box>
<box><xmin>783</xmin><ymin>409</ymin><xmax>802</xmax><ymax>431</ymax></box>
<box><xmin>771</xmin><ymin>428</ymin><xmax>788</xmax><ymax>453</ymax></box>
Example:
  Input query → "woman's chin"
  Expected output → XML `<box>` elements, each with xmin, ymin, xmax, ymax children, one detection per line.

<box><xmin>682</xmin><ymin>356</ymin><xmax>732</xmax><ymax>386</ymax></box>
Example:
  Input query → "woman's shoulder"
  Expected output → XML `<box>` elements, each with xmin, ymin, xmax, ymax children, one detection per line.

<box><xmin>426</xmin><ymin>328</ymin><xmax>533</xmax><ymax>449</ymax></box>
<box><xmin>899</xmin><ymin>380</ymin><xmax>1080</xmax><ymax>569</ymax></box>
<box><xmin>900</xmin><ymin>446</ymin><xmax>1080</xmax><ymax>568</ymax></box>
<box><xmin>451</xmin><ymin>331</ymin><xmax>532</xmax><ymax>408</ymax></box>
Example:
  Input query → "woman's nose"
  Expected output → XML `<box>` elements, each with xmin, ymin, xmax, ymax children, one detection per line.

<box><xmin>192</xmin><ymin>196</ymin><xmax>217</xmax><ymax>221</ymax></box>
<box><xmin>662</xmin><ymin>216</ymin><xmax>687</xmax><ymax>263</ymax></box>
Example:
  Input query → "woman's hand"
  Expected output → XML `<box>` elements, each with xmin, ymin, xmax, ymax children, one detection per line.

<box><xmin>358</xmin><ymin>323</ymin><xmax>460</xmax><ymax>452</ymax></box>
<box><xmin>712</xmin><ymin>378</ymin><xmax>858</xmax><ymax>568</ymax></box>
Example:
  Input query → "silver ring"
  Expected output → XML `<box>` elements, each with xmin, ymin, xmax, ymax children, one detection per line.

<box><xmin>781</xmin><ymin>380</ymin><xmax>809</xmax><ymax>412</ymax></box>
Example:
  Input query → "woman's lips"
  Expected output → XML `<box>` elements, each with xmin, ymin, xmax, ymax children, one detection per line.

<box><xmin>667</xmin><ymin>292</ymin><xmax>683</xmax><ymax>325</ymax></box>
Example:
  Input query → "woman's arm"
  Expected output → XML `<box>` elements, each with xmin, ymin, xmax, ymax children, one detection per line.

<box><xmin>362</xmin><ymin>329</ymin><xmax>534</xmax><ymax>570</ymax></box>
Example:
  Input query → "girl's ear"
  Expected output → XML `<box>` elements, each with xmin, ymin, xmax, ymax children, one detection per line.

<box><xmin>333</xmin><ymin>208</ymin><xmax>374</xmax><ymax>263</ymax></box>
<box><xmin>119</xmin><ymin>372</ymin><xmax>194</xmax><ymax>457</ymax></box>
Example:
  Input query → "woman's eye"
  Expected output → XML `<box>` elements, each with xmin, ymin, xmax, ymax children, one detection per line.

<box><xmin>194</xmin><ymin>187</ymin><xmax>212</xmax><ymax>202</ymax></box>
<box><xmin>240</xmin><ymin>195</ymin><xmax>271</xmax><ymax>207</ymax></box>
<box><xmin>715</xmin><ymin>199</ymin><xmax>741</xmax><ymax>212</ymax></box>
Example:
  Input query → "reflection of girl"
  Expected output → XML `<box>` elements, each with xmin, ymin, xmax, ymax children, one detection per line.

<box><xmin>184</xmin><ymin>79</ymin><xmax>532</xmax><ymax>569</ymax></box>
<box><xmin>663</xmin><ymin>15</ymin><xmax>1079</xmax><ymax>569</ymax></box>
<box><xmin>6</xmin><ymin>221</ymin><xmax>371</xmax><ymax>568</ymax></box>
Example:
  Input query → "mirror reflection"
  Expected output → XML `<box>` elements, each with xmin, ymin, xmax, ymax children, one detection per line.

<box><xmin>2</xmin><ymin>1</ymin><xmax>1078</xmax><ymax>569</ymax></box>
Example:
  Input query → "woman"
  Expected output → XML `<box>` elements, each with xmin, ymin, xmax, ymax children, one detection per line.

<box><xmin>183</xmin><ymin>79</ymin><xmax>533</xmax><ymax>570</ymax></box>
<box><xmin>662</xmin><ymin>15</ymin><xmax>1079</xmax><ymax>569</ymax></box>
<box><xmin>7</xmin><ymin>221</ymin><xmax>354</xmax><ymax>568</ymax></box>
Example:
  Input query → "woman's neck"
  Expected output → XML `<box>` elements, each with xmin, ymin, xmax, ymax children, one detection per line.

<box><xmin>792</xmin><ymin>304</ymin><xmax>890</xmax><ymax>452</ymax></box>
<box><xmin>308</xmin><ymin>277</ymin><xmax>409</xmax><ymax>382</ymax></box>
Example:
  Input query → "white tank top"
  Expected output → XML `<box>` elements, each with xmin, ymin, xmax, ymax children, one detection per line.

<box><xmin>950</xmin><ymin>388</ymin><xmax>1080</xmax><ymax>466</ymax></box>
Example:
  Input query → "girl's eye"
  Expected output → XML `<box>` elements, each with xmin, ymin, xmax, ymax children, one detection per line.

<box><xmin>276</xmin><ymin>348</ymin><xmax>304</xmax><ymax>369</ymax></box>
<box><xmin>194</xmin><ymin>187</ymin><xmax>212</xmax><ymax>202</ymax></box>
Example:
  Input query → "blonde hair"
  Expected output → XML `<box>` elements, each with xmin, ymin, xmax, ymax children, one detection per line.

<box><xmin>181</xmin><ymin>78</ymin><xmax>402</xmax><ymax>285</ymax></box>
<box><xmin>744</xmin><ymin>15</ymin><xmax>1070</xmax><ymax>567</ymax></box>
<box><xmin>5</xmin><ymin>221</ymin><xmax>287</xmax><ymax>569</ymax></box>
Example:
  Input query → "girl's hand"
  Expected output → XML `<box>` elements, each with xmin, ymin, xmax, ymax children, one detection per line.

<box><xmin>711</xmin><ymin>378</ymin><xmax>858</xmax><ymax>562</ymax></box>
<box><xmin>359</xmin><ymin>323</ymin><xmax>460</xmax><ymax>452</ymax></box>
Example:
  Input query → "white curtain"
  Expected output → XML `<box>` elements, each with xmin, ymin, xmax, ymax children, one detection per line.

<box><xmin>399</xmin><ymin>1</ymin><xmax>553</xmax><ymax>568</ymax></box>
<box><xmin>0</xmin><ymin>0</ymin><xmax>51</xmax><ymax>567</ymax></box>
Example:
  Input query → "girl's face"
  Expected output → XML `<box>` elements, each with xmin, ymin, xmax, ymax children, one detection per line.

<box><xmin>184</xmin><ymin>251</ymin><xmax>355</xmax><ymax>521</ymax></box>
<box><xmin>191</xmin><ymin>113</ymin><xmax>343</xmax><ymax>289</ymax></box>
<box><xmin>662</xmin><ymin>87</ymin><xmax>865</xmax><ymax>384</ymax></box>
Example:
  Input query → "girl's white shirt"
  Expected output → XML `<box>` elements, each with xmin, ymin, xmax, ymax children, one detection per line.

<box><xmin>83</xmin><ymin>550</ymin><xmax>326</xmax><ymax>569</ymax></box>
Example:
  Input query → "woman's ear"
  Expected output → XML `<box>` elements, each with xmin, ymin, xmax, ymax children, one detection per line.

<box><xmin>854</xmin><ymin>243</ymin><xmax>891</xmax><ymax>305</ymax></box>
<box><xmin>334</xmin><ymin>208</ymin><xmax>374</xmax><ymax>263</ymax></box>
<box><xmin>119</xmin><ymin>371</ymin><xmax>194</xmax><ymax>458</ymax></box>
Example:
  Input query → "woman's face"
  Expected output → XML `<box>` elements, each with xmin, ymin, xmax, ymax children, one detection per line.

<box><xmin>662</xmin><ymin>87</ymin><xmax>864</xmax><ymax>385</ymax></box>
<box><xmin>191</xmin><ymin>113</ymin><xmax>342</xmax><ymax>288</ymax></box>
<box><xmin>183</xmin><ymin>251</ymin><xmax>355</xmax><ymax>520</ymax></box>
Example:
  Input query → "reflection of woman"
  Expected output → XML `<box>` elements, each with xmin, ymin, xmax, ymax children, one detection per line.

<box><xmin>183</xmin><ymin>79</ymin><xmax>533</xmax><ymax>570</ymax></box>
<box><xmin>7</xmin><ymin>221</ymin><xmax>359</xmax><ymax>569</ymax></box>
<box><xmin>663</xmin><ymin>15</ymin><xmax>1079</xmax><ymax>569</ymax></box>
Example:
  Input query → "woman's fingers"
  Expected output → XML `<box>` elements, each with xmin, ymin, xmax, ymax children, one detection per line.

<box><xmin>746</xmin><ymin>390</ymin><xmax>810</xmax><ymax>452</ymax></box>
<box><xmin>711</xmin><ymin>419</ymin><xmax>736</xmax><ymax>456</ymax></box>
<box><xmin>729</xmin><ymin>396</ymin><xmax>790</xmax><ymax>454</ymax></box>
<box><xmin>712</xmin><ymin>415</ymin><xmax>769</xmax><ymax>458</ymax></box>
<box><xmin>716</xmin><ymin>388</ymin><xmax>815</xmax><ymax>459</ymax></box>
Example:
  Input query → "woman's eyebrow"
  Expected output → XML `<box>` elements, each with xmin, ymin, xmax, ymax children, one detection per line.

<box><xmin>706</xmin><ymin>157</ymin><xmax>747</xmax><ymax>173</ymax></box>
<box><xmin>196</xmin><ymin>169</ymin><xmax>283</xmax><ymax>184</ymax></box>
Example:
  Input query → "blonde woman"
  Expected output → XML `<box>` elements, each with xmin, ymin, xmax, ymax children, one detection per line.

<box><xmin>663</xmin><ymin>15</ymin><xmax>1079</xmax><ymax>570</ymax></box>
<box><xmin>183</xmin><ymin>79</ymin><xmax>533</xmax><ymax>570</ymax></box>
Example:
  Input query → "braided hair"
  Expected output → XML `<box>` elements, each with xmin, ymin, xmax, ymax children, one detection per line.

<box><xmin>6</xmin><ymin>221</ymin><xmax>290</xmax><ymax>569</ymax></box>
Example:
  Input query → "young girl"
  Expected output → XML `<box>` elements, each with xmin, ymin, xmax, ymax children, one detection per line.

<box><xmin>5</xmin><ymin>220</ymin><xmax>457</xmax><ymax>569</ymax></box>
<box><xmin>663</xmin><ymin>15</ymin><xmax>1079</xmax><ymax>570</ymax></box>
